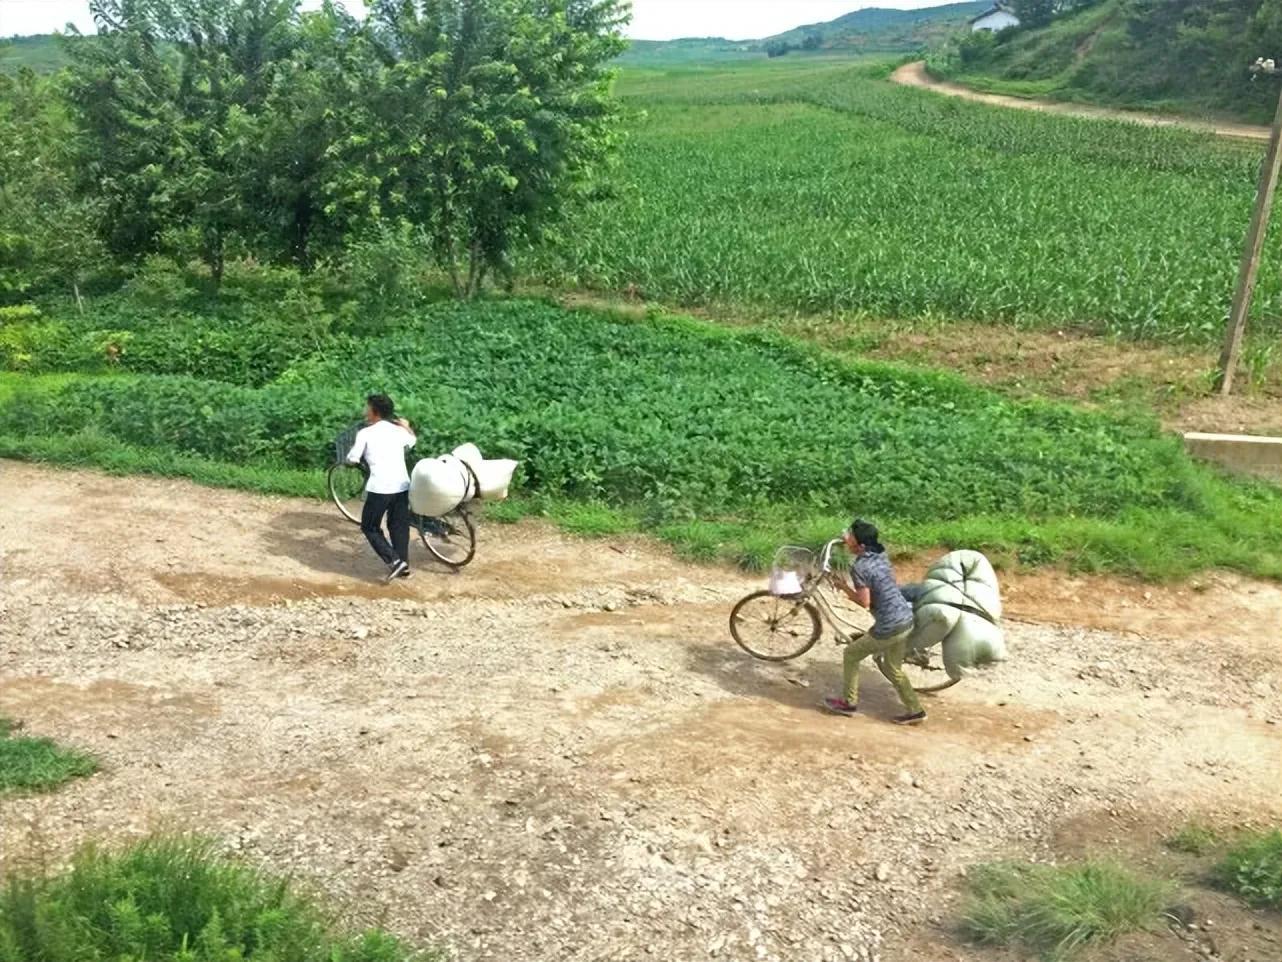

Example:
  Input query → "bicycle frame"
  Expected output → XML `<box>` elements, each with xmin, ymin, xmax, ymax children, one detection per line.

<box><xmin>781</xmin><ymin>539</ymin><xmax>869</xmax><ymax>645</ymax></box>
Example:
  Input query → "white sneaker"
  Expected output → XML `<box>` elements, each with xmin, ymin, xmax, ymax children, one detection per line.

<box><xmin>385</xmin><ymin>560</ymin><xmax>409</xmax><ymax>583</ymax></box>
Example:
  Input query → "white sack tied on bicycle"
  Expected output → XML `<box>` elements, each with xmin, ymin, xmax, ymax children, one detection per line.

<box><xmin>902</xmin><ymin>550</ymin><xmax>1007</xmax><ymax>682</ymax></box>
<box><xmin>409</xmin><ymin>444</ymin><xmax>518</xmax><ymax>518</ymax></box>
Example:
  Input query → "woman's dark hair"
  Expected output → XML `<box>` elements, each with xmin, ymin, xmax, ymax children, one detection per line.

<box><xmin>849</xmin><ymin>518</ymin><xmax>885</xmax><ymax>554</ymax></box>
<box><xmin>366</xmin><ymin>393</ymin><xmax>395</xmax><ymax>420</ymax></box>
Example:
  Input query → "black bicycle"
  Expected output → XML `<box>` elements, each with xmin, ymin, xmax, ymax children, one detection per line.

<box><xmin>327</xmin><ymin>423</ymin><xmax>478</xmax><ymax>569</ymax></box>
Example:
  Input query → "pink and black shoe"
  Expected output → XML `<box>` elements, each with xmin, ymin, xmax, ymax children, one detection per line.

<box><xmin>821</xmin><ymin>697</ymin><xmax>858</xmax><ymax>717</ymax></box>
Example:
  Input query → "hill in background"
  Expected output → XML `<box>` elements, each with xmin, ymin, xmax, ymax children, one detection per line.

<box><xmin>617</xmin><ymin>2</ymin><xmax>988</xmax><ymax>65</ymax></box>
<box><xmin>931</xmin><ymin>0</ymin><xmax>1282</xmax><ymax>124</ymax></box>
<box><xmin>0</xmin><ymin>34</ymin><xmax>71</xmax><ymax>73</ymax></box>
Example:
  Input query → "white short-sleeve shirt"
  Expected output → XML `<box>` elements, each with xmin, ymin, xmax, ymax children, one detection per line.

<box><xmin>346</xmin><ymin>420</ymin><xmax>416</xmax><ymax>494</ymax></box>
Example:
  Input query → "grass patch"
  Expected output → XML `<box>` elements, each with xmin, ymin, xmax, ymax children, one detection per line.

<box><xmin>0</xmin><ymin>836</ymin><xmax>437</xmax><ymax>961</ymax></box>
<box><xmin>0</xmin><ymin>718</ymin><xmax>96</xmax><ymax>796</ymax></box>
<box><xmin>961</xmin><ymin>860</ymin><xmax>1170</xmax><ymax>960</ymax></box>
<box><xmin>1166</xmin><ymin>822</ymin><xmax>1221</xmax><ymax>856</ymax></box>
<box><xmin>1214</xmin><ymin>829</ymin><xmax>1282</xmax><ymax>909</ymax></box>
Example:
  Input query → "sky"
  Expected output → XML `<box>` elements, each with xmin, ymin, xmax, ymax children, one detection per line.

<box><xmin>0</xmin><ymin>0</ymin><xmax>956</xmax><ymax>42</ymax></box>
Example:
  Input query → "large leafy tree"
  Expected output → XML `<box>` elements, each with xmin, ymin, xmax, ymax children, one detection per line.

<box><xmin>66</xmin><ymin>0</ymin><xmax>304</xmax><ymax>283</ymax></box>
<box><xmin>340</xmin><ymin>0</ymin><xmax>629</xmax><ymax>298</ymax></box>
<box><xmin>0</xmin><ymin>69</ymin><xmax>106</xmax><ymax>304</ymax></box>
<box><xmin>56</xmin><ymin>0</ymin><xmax>628</xmax><ymax>297</ymax></box>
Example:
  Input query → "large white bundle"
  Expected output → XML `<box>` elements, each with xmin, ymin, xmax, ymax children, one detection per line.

<box><xmin>915</xmin><ymin>549</ymin><xmax>1002</xmax><ymax>622</ymax></box>
<box><xmin>451</xmin><ymin>443</ymin><xmax>483</xmax><ymax>472</ymax></box>
<box><xmin>905</xmin><ymin>550</ymin><xmax>1006</xmax><ymax>681</ymax></box>
<box><xmin>439</xmin><ymin>454</ymin><xmax>479</xmax><ymax>501</ymax></box>
<box><xmin>474</xmin><ymin>458</ymin><xmax>517</xmax><ymax>501</ymax></box>
<box><xmin>409</xmin><ymin>457</ymin><xmax>469</xmax><ymax>517</ymax></box>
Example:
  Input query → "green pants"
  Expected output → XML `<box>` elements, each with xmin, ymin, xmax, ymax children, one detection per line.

<box><xmin>843</xmin><ymin>625</ymin><xmax>923</xmax><ymax>715</ymax></box>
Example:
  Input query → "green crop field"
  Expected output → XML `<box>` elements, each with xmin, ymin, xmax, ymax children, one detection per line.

<box><xmin>1</xmin><ymin>282</ymin><xmax>1278</xmax><ymax>579</ymax></box>
<box><xmin>533</xmin><ymin>60</ymin><xmax>1281</xmax><ymax>345</ymax></box>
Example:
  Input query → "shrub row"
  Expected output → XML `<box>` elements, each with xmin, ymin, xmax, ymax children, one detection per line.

<box><xmin>0</xmin><ymin>300</ymin><xmax>1258</xmax><ymax>529</ymax></box>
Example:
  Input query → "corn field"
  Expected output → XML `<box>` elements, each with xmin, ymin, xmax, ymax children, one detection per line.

<box><xmin>536</xmin><ymin>60</ymin><xmax>1281</xmax><ymax>344</ymax></box>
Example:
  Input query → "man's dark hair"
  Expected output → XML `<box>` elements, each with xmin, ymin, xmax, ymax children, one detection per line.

<box><xmin>367</xmin><ymin>393</ymin><xmax>396</xmax><ymax>420</ymax></box>
<box><xmin>849</xmin><ymin>518</ymin><xmax>885</xmax><ymax>553</ymax></box>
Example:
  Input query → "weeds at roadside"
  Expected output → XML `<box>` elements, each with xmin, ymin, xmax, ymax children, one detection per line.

<box><xmin>961</xmin><ymin>860</ymin><xmax>1170</xmax><ymax>960</ymax></box>
<box><xmin>1214</xmin><ymin>829</ymin><xmax>1282</xmax><ymax>909</ymax></box>
<box><xmin>1166</xmin><ymin>823</ymin><xmax>1222</xmax><ymax>856</ymax></box>
<box><xmin>0</xmin><ymin>836</ymin><xmax>439</xmax><ymax>962</ymax></box>
<box><xmin>0</xmin><ymin>717</ymin><xmax>96</xmax><ymax>796</ymax></box>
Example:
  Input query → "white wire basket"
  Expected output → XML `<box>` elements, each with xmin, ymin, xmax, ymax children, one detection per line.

<box><xmin>768</xmin><ymin>545</ymin><xmax>815</xmax><ymax>596</ymax></box>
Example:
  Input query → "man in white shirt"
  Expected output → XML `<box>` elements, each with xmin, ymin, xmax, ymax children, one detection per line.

<box><xmin>346</xmin><ymin>394</ymin><xmax>417</xmax><ymax>582</ymax></box>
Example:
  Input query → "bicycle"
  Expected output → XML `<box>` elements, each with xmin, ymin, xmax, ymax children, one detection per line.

<box><xmin>326</xmin><ymin>422</ymin><xmax>478</xmax><ymax>569</ymax></box>
<box><xmin>728</xmin><ymin>540</ymin><xmax>959</xmax><ymax>694</ymax></box>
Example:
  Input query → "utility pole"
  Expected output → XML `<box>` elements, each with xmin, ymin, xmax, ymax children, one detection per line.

<box><xmin>1218</xmin><ymin>58</ymin><xmax>1282</xmax><ymax>396</ymax></box>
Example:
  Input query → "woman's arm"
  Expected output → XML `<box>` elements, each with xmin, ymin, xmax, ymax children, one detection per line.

<box><xmin>830</xmin><ymin>573</ymin><xmax>871</xmax><ymax>610</ymax></box>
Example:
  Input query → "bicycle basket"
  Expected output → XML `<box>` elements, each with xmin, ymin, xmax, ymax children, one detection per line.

<box><xmin>769</xmin><ymin>546</ymin><xmax>815</xmax><ymax>596</ymax></box>
<box><xmin>333</xmin><ymin>421</ymin><xmax>364</xmax><ymax>463</ymax></box>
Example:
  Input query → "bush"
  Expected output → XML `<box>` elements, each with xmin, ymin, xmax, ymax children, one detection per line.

<box><xmin>1215</xmin><ymin>829</ymin><xmax>1282</xmax><ymax>909</ymax></box>
<box><xmin>962</xmin><ymin>860</ymin><xmax>1170</xmax><ymax>960</ymax></box>
<box><xmin>1165</xmin><ymin>823</ymin><xmax>1220</xmax><ymax>856</ymax></box>
<box><xmin>121</xmin><ymin>255</ymin><xmax>196</xmax><ymax>309</ymax></box>
<box><xmin>339</xmin><ymin>223</ymin><xmax>433</xmax><ymax>325</ymax></box>
<box><xmin>0</xmin><ymin>718</ymin><xmax>96</xmax><ymax>795</ymax></box>
<box><xmin>1</xmin><ymin>298</ymin><xmax>1279</xmax><ymax>579</ymax></box>
<box><xmin>0</xmin><ymin>837</ymin><xmax>436</xmax><ymax>962</ymax></box>
<box><xmin>0</xmin><ymin>300</ymin><xmax>1218</xmax><ymax>518</ymax></box>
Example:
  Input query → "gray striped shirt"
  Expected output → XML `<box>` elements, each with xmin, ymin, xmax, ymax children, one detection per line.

<box><xmin>851</xmin><ymin>552</ymin><xmax>915</xmax><ymax>639</ymax></box>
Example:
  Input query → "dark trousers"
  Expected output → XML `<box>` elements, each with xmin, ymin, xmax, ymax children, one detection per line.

<box><xmin>361</xmin><ymin>490</ymin><xmax>411</xmax><ymax>567</ymax></box>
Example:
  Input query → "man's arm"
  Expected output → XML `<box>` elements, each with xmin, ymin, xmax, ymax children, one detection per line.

<box><xmin>346</xmin><ymin>430</ymin><xmax>367</xmax><ymax>465</ymax></box>
<box><xmin>395</xmin><ymin>418</ymin><xmax>416</xmax><ymax>448</ymax></box>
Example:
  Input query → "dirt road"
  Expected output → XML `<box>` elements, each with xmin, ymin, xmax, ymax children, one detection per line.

<box><xmin>2</xmin><ymin>462</ymin><xmax>1280</xmax><ymax>961</ymax></box>
<box><xmin>890</xmin><ymin>62</ymin><xmax>1272</xmax><ymax>144</ymax></box>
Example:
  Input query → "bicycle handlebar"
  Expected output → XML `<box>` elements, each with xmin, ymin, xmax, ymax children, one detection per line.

<box><xmin>818</xmin><ymin>538</ymin><xmax>843</xmax><ymax>574</ymax></box>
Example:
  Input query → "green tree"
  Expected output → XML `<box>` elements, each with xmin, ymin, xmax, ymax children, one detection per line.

<box><xmin>1011</xmin><ymin>0</ymin><xmax>1057</xmax><ymax>29</ymax></box>
<box><xmin>335</xmin><ymin>0</ymin><xmax>629</xmax><ymax>299</ymax></box>
<box><xmin>66</xmin><ymin>1</ymin><xmax>305</xmax><ymax>284</ymax></box>
<box><xmin>0</xmin><ymin>69</ymin><xmax>106</xmax><ymax>304</ymax></box>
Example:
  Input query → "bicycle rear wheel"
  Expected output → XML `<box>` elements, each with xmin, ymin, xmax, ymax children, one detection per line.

<box><xmin>729</xmin><ymin>590</ymin><xmax>822</xmax><ymax>661</ymax></box>
<box><xmin>328</xmin><ymin>462</ymin><xmax>369</xmax><ymax>525</ymax></box>
<box><xmin>419</xmin><ymin>507</ymin><xmax>477</xmax><ymax>568</ymax></box>
<box><xmin>900</xmin><ymin>650</ymin><xmax>962</xmax><ymax>694</ymax></box>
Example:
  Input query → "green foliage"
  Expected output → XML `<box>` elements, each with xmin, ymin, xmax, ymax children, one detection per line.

<box><xmin>0</xmin><ymin>69</ymin><xmax>108</xmax><ymax>302</ymax></box>
<box><xmin>338</xmin><ymin>0</ymin><xmax>629</xmax><ymax>298</ymax></box>
<box><xmin>940</xmin><ymin>0</ymin><xmax>1282</xmax><ymax>124</ymax></box>
<box><xmin>961</xmin><ymin>860</ymin><xmax>1170</xmax><ymax>960</ymax></box>
<box><xmin>0</xmin><ymin>836</ymin><xmax>436</xmax><ymax>961</ymax></box>
<box><xmin>337</xmin><ymin>223</ymin><xmax>434</xmax><ymax>322</ymax></box>
<box><xmin>1</xmin><ymin>295</ymin><xmax>1279</xmax><ymax>580</ymax></box>
<box><xmin>535</xmin><ymin>59</ymin><xmax>1280</xmax><ymax>344</ymax></box>
<box><xmin>1215</xmin><ymin>829</ymin><xmax>1282</xmax><ymax>908</ymax></box>
<box><xmin>58</xmin><ymin>0</ymin><xmax>629</xmax><ymax>295</ymax></box>
<box><xmin>0</xmin><ymin>720</ymin><xmax>96</xmax><ymax>795</ymax></box>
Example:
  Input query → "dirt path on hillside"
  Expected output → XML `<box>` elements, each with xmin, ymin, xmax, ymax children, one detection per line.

<box><xmin>890</xmin><ymin>62</ymin><xmax>1271</xmax><ymax>143</ymax></box>
<box><xmin>2</xmin><ymin>463</ymin><xmax>1280</xmax><ymax>962</ymax></box>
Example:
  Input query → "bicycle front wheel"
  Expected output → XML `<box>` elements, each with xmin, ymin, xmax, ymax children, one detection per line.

<box><xmin>419</xmin><ymin>507</ymin><xmax>477</xmax><ymax>568</ymax></box>
<box><xmin>328</xmin><ymin>462</ymin><xmax>369</xmax><ymax>525</ymax></box>
<box><xmin>729</xmin><ymin>590</ymin><xmax>822</xmax><ymax>661</ymax></box>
